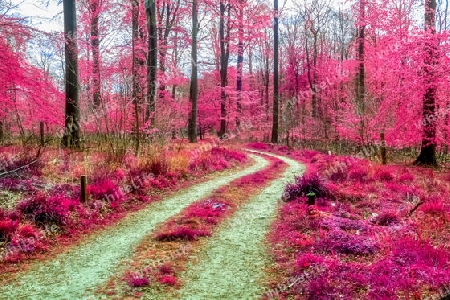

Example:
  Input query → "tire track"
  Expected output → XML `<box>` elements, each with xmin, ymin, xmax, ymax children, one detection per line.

<box><xmin>0</xmin><ymin>154</ymin><xmax>269</xmax><ymax>300</ymax></box>
<box><xmin>176</xmin><ymin>151</ymin><xmax>305</xmax><ymax>300</ymax></box>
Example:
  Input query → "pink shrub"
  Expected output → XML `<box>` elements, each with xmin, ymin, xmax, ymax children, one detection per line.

<box><xmin>186</xmin><ymin>200</ymin><xmax>228</xmax><ymax>219</ymax></box>
<box><xmin>398</xmin><ymin>171</ymin><xmax>414</xmax><ymax>182</ymax></box>
<box><xmin>371</xmin><ymin>211</ymin><xmax>400</xmax><ymax>226</ymax></box>
<box><xmin>348</xmin><ymin>167</ymin><xmax>369</xmax><ymax>182</ymax></box>
<box><xmin>158</xmin><ymin>275</ymin><xmax>177</xmax><ymax>286</ymax></box>
<box><xmin>373</xmin><ymin>169</ymin><xmax>394</xmax><ymax>182</ymax></box>
<box><xmin>88</xmin><ymin>180</ymin><xmax>123</xmax><ymax>202</ymax></box>
<box><xmin>125</xmin><ymin>271</ymin><xmax>150</xmax><ymax>287</ymax></box>
<box><xmin>158</xmin><ymin>263</ymin><xmax>174</xmax><ymax>275</ymax></box>
<box><xmin>5</xmin><ymin>224</ymin><xmax>47</xmax><ymax>262</ymax></box>
<box><xmin>247</xmin><ymin>142</ymin><xmax>272</xmax><ymax>151</ymax></box>
<box><xmin>0</xmin><ymin>218</ymin><xmax>18</xmax><ymax>242</ymax></box>
<box><xmin>299</xmin><ymin>150</ymin><xmax>320</xmax><ymax>160</ymax></box>
<box><xmin>18</xmin><ymin>195</ymin><xmax>76</xmax><ymax>229</ymax></box>
<box><xmin>284</xmin><ymin>174</ymin><xmax>331</xmax><ymax>201</ymax></box>
<box><xmin>211</xmin><ymin>147</ymin><xmax>246</xmax><ymax>163</ymax></box>
<box><xmin>421</xmin><ymin>198</ymin><xmax>446</xmax><ymax>216</ymax></box>
<box><xmin>317</xmin><ymin>229</ymin><xmax>379</xmax><ymax>255</ymax></box>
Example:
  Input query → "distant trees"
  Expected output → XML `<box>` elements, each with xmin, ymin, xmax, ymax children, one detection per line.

<box><xmin>2</xmin><ymin>0</ymin><xmax>450</xmax><ymax>166</ymax></box>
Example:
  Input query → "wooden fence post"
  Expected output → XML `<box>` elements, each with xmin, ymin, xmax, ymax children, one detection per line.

<box><xmin>81</xmin><ymin>175</ymin><xmax>88</xmax><ymax>203</ymax></box>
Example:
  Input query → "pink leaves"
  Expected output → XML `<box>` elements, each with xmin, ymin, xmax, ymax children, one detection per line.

<box><xmin>125</xmin><ymin>271</ymin><xmax>150</xmax><ymax>287</ymax></box>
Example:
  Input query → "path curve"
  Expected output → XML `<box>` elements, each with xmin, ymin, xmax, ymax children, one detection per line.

<box><xmin>176</xmin><ymin>151</ymin><xmax>305</xmax><ymax>299</ymax></box>
<box><xmin>0</xmin><ymin>154</ymin><xmax>269</xmax><ymax>300</ymax></box>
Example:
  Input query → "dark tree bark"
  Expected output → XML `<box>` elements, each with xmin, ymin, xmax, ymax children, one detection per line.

<box><xmin>415</xmin><ymin>0</ymin><xmax>438</xmax><ymax>166</ymax></box>
<box><xmin>188</xmin><ymin>0</ymin><xmax>198</xmax><ymax>143</ymax></box>
<box><xmin>236</xmin><ymin>0</ymin><xmax>245</xmax><ymax>128</ymax></box>
<box><xmin>131</xmin><ymin>0</ymin><xmax>141</xmax><ymax>154</ymax></box>
<box><xmin>62</xmin><ymin>0</ymin><xmax>81</xmax><ymax>148</ymax></box>
<box><xmin>271</xmin><ymin>0</ymin><xmax>279</xmax><ymax>143</ymax></box>
<box><xmin>219</xmin><ymin>1</ymin><xmax>230</xmax><ymax>138</ymax></box>
<box><xmin>157</xmin><ymin>0</ymin><xmax>180</xmax><ymax>96</ymax></box>
<box><xmin>146</xmin><ymin>0</ymin><xmax>157</xmax><ymax>124</ymax></box>
<box><xmin>0</xmin><ymin>121</ymin><xmax>3</xmax><ymax>144</ymax></box>
<box><xmin>90</xmin><ymin>0</ymin><xmax>101</xmax><ymax>108</ymax></box>
<box><xmin>357</xmin><ymin>0</ymin><xmax>366</xmax><ymax>143</ymax></box>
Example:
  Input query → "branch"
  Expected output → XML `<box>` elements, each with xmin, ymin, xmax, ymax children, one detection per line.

<box><xmin>408</xmin><ymin>201</ymin><xmax>424</xmax><ymax>217</ymax></box>
<box><xmin>0</xmin><ymin>148</ymin><xmax>43</xmax><ymax>178</ymax></box>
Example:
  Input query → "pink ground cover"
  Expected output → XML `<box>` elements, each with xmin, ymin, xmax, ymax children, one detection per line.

<box><xmin>0</xmin><ymin>146</ymin><xmax>247</xmax><ymax>272</ymax></box>
<box><xmin>248</xmin><ymin>144</ymin><xmax>450</xmax><ymax>299</ymax></box>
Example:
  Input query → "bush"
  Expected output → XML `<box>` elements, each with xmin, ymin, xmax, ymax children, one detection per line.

<box><xmin>211</xmin><ymin>147</ymin><xmax>246</xmax><ymax>163</ymax></box>
<box><xmin>158</xmin><ymin>263</ymin><xmax>174</xmax><ymax>275</ymax></box>
<box><xmin>18</xmin><ymin>195</ymin><xmax>75</xmax><ymax>229</ymax></box>
<box><xmin>284</xmin><ymin>174</ymin><xmax>331</xmax><ymax>202</ymax></box>
<box><xmin>88</xmin><ymin>180</ymin><xmax>123</xmax><ymax>202</ymax></box>
<box><xmin>421</xmin><ymin>198</ymin><xmax>446</xmax><ymax>216</ymax></box>
<box><xmin>247</xmin><ymin>142</ymin><xmax>272</xmax><ymax>151</ymax></box>
<box><xmin>371</xmin><ymin>211</ymin><xmax>400</xmax><ymax>226</ymax></box>
<box><xmin>328</xmin><ymin>168</ymin><xmax>347</xmax><ymax>182</ymax></box>
<box><xmin>0</xmin><ymin>219</ymin><xmax>18</xmax><ymax>243</ymax></box>
<box><xmin>373</xmin><ymin>169</ymin><xmax>394</xmax><ymax>182</ymax></box>
<box><xmin>318</xmin><ymin>230</ymin><xmax>379</xmax><ymax>256</ymax></box>
<box><xmin>158</xmin><ymin>275</ymin><xmax>177</xmax><ymax>286</ymax></box>
<box><xmin>348</xmin><ymin>168</ymin><xmax>369</xmax><ymax>182</ymax></box>
<box><xmin>125</xmin><ymin>271</ymin><xmax>150</xmax><ymax>287</ymax></box>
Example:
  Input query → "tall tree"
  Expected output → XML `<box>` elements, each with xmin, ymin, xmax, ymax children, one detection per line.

<box><xmin>236</xmin><ymin>0</ymin><xmax>245</xmax><ymax>128</ymax></box>
<box><xmin>62</xmin><ymin>0</ymin><xmax>81</xmax><ymax>148</ymax></box>
<box><xmin>271</xmin><ymin>0</ymin><xmax>279</xmax><ymax>143</ymax></box>
<box><xmin>145</xmin><ymin>0</ymin><xmax>157</xmax><ymax>123</ymax></box>
<box><xmin>357</xmin><ymin>0</ymin><xmax>366</xmax><ymax>143</ymax></box>
<box><xmin>415</xmin><ymin>0</ymin><xmax>438</xmax><ymax>166</ymax></box>
<box><xmin>188</xmin><ymin>0</ymin><xmax>198</xmax><ymax>143</ymax></box>
<box><xmin>90</xmin><ymin>0</ymin><xmax>101</xmax><ymax>108</ymax></box>
<box><xmin>219</xmin><ymin>1</ymin><xmax>230</xmax><ymax>138</ymax></box>
<box><xmin>131</xmin><ymin>0</ymin><xmax>141</xmax><ymax>154</ymax></box>
<box><xmin>157</xmin><ymin>0</ymin><xmax>181</xmax><ymax>94</ymax></box>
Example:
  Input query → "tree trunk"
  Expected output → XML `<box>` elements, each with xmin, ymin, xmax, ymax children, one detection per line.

<box><xmin>146</xmin><ymin>0</ymin><xmax>157</xmax><ymax>124</ymax></box>
<box><xmin>380</xmin><ymin>131</ymin><xmax>387</xmax><ymax>165</ymax></box>
<box><xmin>415</xmin><ymin>0</ymin><xmax>438</xmax><ymax>166</ymax></box>
<box><xmin>236</xmin><ymin>0</ymin><xmax>245</xmax><ymax>128</ymax></box>
<box><xmin>131</xmin><ymin>0</ymin><xmax>141</xmax><ymax>155</ymax></box>
<box><xmin>188</xmin><ymin>0</ymin><xmax>198</xmax><ymax>143</ymax></box>
<box><xmin>271</xmin><ymin>0</ymin><xmax>279</xmax><ymax>143</ymax></box>
<box><xmin>0</xmin><ymin>121</ymin><xmax>3</xmax><ymax>144</ymax></box>
<box><xmin>219</xmin><ymin>1</ymin><xmax>230</xmax><ymax>138</ymax></box>
<box><xmin>62</xmin><ymin>0</ymin><xmax>81</xmax><ymax>148</ymax></box>
<box><xmin>357</xmin><ymin>0</ymin><xmax>366</xmax><ymax>144</ymax></box>
<box><xmin>90</xmin><ymin>0</ymin><xmax>101</xmax><ymax>108</ymax></box>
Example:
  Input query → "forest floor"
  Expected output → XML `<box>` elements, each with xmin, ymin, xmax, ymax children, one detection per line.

<box><xmin>0</xmin><ymin>150</ymin><xmax>304</xmax><ymax>299</ymax></box>
<box><xmin>3</xmin><ymin>142</ymin><xmax>448</xmax><ymax>299</ymax></box>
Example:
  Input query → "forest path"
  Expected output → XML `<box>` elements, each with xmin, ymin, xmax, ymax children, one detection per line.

<box><xmin>0</xmin><ymin>154</ymin><xmax>269</xmax><ymax>300</ymax></box>
<box><xmin>175</xmin><ymin>151</ymin><xmax>305</xmax><ymax>299</ymax></box>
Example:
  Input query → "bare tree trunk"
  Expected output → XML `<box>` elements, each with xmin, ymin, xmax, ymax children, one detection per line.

<box><xmin>0</xmin><ymin>121</ymin><xmax>3</xmax><ymax>144</ymax></box>
<box><xmin>219</xmin><ymin>1</ymin><xmax>230</xmax><ymax>138</ymax></box>
<box><xmin>236</xmin><ymin>0</ymin><xmax>245</xmax><ymax>128</ymax></box>
<box><xmin>146</xmin><ymin>0</ymin><xmax>157</xmax><ymax>124</ymax></box>
<box><xmin>271</xmin><ymin>0</ymin><xmax>279</xmax><ymax>143</ymax></box>
<box><xmin>62</xmin><ymin>0</ymin><xmax>81</xmax><ymax>148</ymax></box>
<box><xmin>90</xmin><ymin>0</ymin><xmax>101</xmax><ymax>108</ymax></box>
<box><xmin>415</xmin><ymin>0</ymin><xmax>438</xmax><ymax>166</ymax></box>
<box><xmin>357</xmin><ymin>0</ymin><xmax>366</xmax><ymax>144</ymax></box>
<box><xmin>131</xmin><ymin>0</ymin><xmax>141</xmax><ymax>154</ymax></box>
<box><xmin>188</xmin><ymin>0</ymin><xmax>198</xmax><ymax>143</ymax></box>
